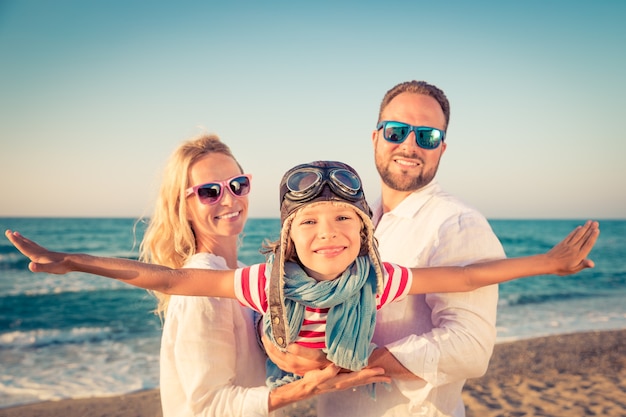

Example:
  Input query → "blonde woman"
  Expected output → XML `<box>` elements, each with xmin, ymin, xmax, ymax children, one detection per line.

<box><xmin>54</xmin><ymin>135</ymin><xmax>390</xmax><ymax>416</ymax></box>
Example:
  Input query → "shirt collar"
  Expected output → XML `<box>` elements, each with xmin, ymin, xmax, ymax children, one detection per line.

<box><xmin>372</xmin><ymin>180</ymin><xmax>441</xmax><ymax>225</ymax></box>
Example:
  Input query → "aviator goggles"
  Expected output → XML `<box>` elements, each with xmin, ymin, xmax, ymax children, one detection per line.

<box><xmin>284</xmin><ymin>167</ymin><xmax>362</xmax><ymax>203</ymax></box>
<box><xmin>186</xmin><ymin>174</ymin><xmax>251</xmax><ymax>205</ymax></box>
<box><xmin>376</xmin><ymin>120</ymin><xmax>445</xmax><ymax>150</ymax></box>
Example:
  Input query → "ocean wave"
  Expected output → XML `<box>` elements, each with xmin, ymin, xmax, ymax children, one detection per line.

<box><xmin>0</xmin><ymin>327</ymin><xmax>114</xmax><ymax>348</ymax></box>
<box><xmin>0</xmin><ymin>273</ymin><xmax>138</xmax><ymax>297</ymax></box>
<box><xmin>0</xmin><ymin>251</ymin><xmax>140</xmax><ymax>271</ymax></box>
<box><xmin>0</xmin><ymin>244</ymin><xmax>20</xmax><ymax>255</ymax></box>
<box><xmin>498</xmin><ymin>291</ymin><xmax>594</xmax><ymax>307</ymax></box>
<box><xmin>0</xmin><ymin>255</ymin><xmax>32</xmax><ymax>271</ymax></box>
<box><xmin>0</xmin><ymin>333</ymin><xmax>160</xmax><ymax>409</ymax></box>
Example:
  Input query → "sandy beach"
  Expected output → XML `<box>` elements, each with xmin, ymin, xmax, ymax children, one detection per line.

<box><xmin>1</xmin><ymin>329</ymin><xmax>624</xmax><ymax>417</ymax></box>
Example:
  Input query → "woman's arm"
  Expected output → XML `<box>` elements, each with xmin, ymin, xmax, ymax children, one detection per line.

<box><xmin>408</xmin><ymin>220</ymin><xmax>599</xmax><ymax>295</ymax></box>
<box><xmin>5</xmin><ymin>230</ymin><xmax>235</xmax><ymax>298</ymax></box>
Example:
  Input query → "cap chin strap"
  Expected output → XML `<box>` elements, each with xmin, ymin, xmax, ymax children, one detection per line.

<box><xmin>268</xmin><ymin>255</ymin><xmax>288</xmax><ymax>350</ymax></box>
<box><xmin>268</xmin><ymin>214</ymin><xmax>295</xmax><ymax>351</ymax></box>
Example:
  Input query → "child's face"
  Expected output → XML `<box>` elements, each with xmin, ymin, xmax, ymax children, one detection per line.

<box><xmin>289</xmin><ymin>202</ymin><xmax>362</xmax><ymax>282</ymax></box>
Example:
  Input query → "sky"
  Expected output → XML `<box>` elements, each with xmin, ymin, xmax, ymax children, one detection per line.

<box><xmin>1</xmin><ymin>0</ymin><xmax>624</xmax><ymax>220</ymax></box>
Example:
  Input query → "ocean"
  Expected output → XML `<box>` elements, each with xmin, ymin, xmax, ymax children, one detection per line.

<box><xmin>1</xmin><ymin>217</ymin><xmax>625</xmax><ymax>409</ymax></box>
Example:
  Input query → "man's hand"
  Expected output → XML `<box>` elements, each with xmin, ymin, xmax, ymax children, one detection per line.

<box><xmin>262</xmin><ymin>334</ymin><xmax>423</xmax><ymax>381</ymax></box>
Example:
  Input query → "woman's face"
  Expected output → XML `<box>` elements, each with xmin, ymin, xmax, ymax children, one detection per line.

<box><xmin>186</xmin><ymin>153</ymin><xmax>249</xmax><ymax>248</ymax></box>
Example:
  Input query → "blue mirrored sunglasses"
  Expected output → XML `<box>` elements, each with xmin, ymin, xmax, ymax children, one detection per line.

<box><xmin>376</xmin><ymin>120</ymin><xmax>445</xmax><ymax>149</ymax></box>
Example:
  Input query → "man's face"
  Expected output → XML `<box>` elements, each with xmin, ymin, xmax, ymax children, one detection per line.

<box><xmin>372</xmin><ymin>92</ymin><xmax>447</xmax><ymax>193</ymax></box>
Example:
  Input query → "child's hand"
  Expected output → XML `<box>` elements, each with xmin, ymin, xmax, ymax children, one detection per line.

<box><xmin>5</xmin><ymin>230</ymin><xmax>71</xmax><ymax>274</ymax></box>
<box><xmin>546</xmin><ymin>220</ymin><xmax>599</xmax><ymax>275</ymax></box>
<box><xmin>262</xmin><ymin>334</ymin><xmax>331</xmax><ymax>375</ymax></box>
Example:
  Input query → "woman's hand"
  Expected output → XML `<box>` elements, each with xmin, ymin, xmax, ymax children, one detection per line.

<box><xmin>304</xmin><ymin>364</ymin><xmax>390</xmax><ymax>393</ymax></box>
<box><xmin>268</xmin><ymin>364</ymin><xmax>391</xmax><ymax>412</ymax></box>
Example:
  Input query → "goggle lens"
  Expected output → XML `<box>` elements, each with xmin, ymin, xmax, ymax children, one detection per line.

<box><xmin>330</xmin><ymin>170</ymin><xmax>360</xmax><ymax>194</ymax></box>
<box><xmin>286</xmin><ymin>168</ymin><xmax>362</xmax><ymax>201</ymax></box>
<box><xmin>377</xmin><ymin>121</ymin><xmax>444</xmax><ymax>149</ymax></box>
<box><xmin>286</xmin><ymin>171</ymin><xmax>322</xmax><ymax>196</ymax></box>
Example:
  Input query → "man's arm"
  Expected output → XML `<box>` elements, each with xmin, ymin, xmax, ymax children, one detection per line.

<box><xmin>407</xmin><ymin>220</ymin><xmax>598</xmax><ymax>294</ymax></box>
<box><xmin>366</xmin><ymin>347</ymin><xmax>419</xmax><ymax>379</ymax></box>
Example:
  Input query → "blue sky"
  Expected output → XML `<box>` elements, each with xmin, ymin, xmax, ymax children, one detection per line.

<box><xmin>1</xmin><ymin>1</ymin><xmax>624</xmax><ymax>219</ymax></box>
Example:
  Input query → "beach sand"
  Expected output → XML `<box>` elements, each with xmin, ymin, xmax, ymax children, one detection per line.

<box><xmin>1</xmin><ymin>329</ymin><xmax>624</xmax><ymax>417</ymax></box>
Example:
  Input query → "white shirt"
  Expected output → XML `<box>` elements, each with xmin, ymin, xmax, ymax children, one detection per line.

<box><xmin>159</xmin><ymin>253</ymin><xmax>271</xmax><ymax>417</ymax></box>
<box><xmin>318</xmin><ymin>180</ymin><xmax>504</xmax><ymax>417</ymax></box>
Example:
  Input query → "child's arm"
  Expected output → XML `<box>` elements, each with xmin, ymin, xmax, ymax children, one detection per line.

<box><xmin>408</xmin><ymin>220</ymin><xmax>599</xmax><ymax>294</ymax></box>
<box><xmin>4</xmin><ymin>230</ymin><xmax>236</xmax><ymax>298</ymax></box>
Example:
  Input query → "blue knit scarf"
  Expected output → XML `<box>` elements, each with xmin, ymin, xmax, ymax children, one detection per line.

<box><xmin>263</xmin><ymin>255</ymin><xmax>378</xmax><ymax>388</ymax></box>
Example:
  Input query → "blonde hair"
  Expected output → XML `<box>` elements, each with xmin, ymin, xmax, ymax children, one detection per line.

<box><xmin>139</xmin><ymin>133</ymin><xmax>242</xmax><ymax>317</ymax></box>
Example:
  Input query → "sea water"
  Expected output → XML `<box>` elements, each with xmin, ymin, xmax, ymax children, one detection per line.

<box><xmin>1</xmin><ymin>217</ymin><xmax>624</xmax><ymax>408</ymax></box>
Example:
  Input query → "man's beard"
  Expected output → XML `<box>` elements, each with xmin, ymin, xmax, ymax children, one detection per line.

<box><xmin>375</xmin><ymin>155</ymin><xmax>439</xmax><ymax>192</ymax></box>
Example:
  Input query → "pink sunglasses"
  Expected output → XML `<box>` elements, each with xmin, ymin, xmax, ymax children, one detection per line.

<box><xmin>186</xmin><ymin>174</ymin><xmax>252</xmax><ymax>205</ymax></box>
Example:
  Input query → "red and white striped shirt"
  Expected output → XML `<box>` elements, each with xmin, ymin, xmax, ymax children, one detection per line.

<box><xmin>233</xmin><ymin>262</ymin><xmax>412</xmax><ymax>350</ymax></box>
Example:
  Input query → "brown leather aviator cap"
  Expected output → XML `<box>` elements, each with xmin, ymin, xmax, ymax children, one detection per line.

<box><xmin>268</xmin><ymin>160</ymin><xmax>384</xmax><ymax>349</ymax></box>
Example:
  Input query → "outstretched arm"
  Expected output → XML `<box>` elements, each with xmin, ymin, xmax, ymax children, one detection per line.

<box><xmin>408</xmin><ymin>220</ymin><xmax>599</xmax><ymax>295</ymax></box>
<box><xmin>5</xmin><ymin>230</ymin><xmax>235</xmax><ymax>298</ymax></box>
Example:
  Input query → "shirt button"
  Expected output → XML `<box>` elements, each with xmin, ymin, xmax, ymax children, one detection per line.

<box><xmin>273</xmin><ymin>317</ymin><xmax>280</xmax><ymax>325</ymax></box>
<box><xmin>276</xmin><ymin>336</ymin><xmax>284</xmax><ymax>345</ymax></box>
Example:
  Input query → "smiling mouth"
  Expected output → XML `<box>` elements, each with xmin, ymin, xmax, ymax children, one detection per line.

<box><xmin>394</xmin><ymin>157</ymin><xmax>421</xmax><ymax>167</ymax></box>
<box><xmin>216</xmin><ymin>211</ymin><xmax>240</xmax><ymax>220</ymax></box>
<box><xmin>314</xmin><ymin>246</ymin><xmax>345</xmax><ymax>256</ymax></box>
